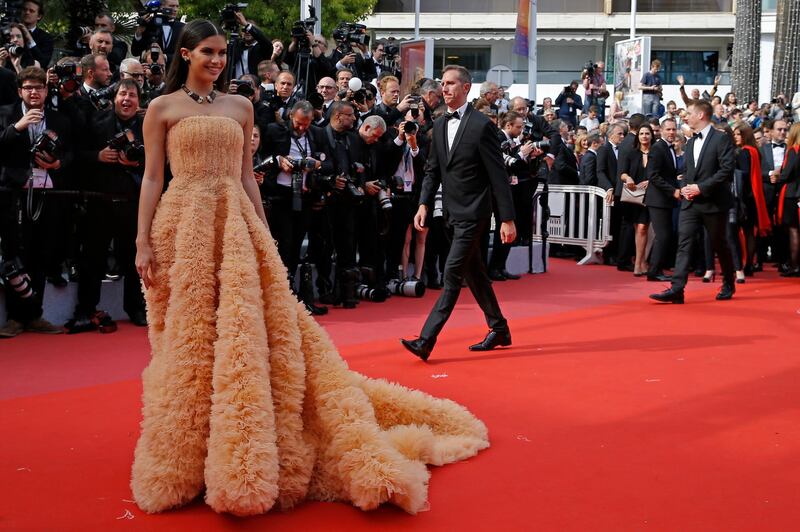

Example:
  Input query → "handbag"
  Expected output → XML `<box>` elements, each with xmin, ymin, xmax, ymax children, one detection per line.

<box><xmin>620</xmin><ymin>186</ymin><xmax>646</xmax><ymax>205</ymax></box>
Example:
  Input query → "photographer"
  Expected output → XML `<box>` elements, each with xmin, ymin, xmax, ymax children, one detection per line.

<box><xmin>284</xmin><ymin>26</ymin><xmax>333</xmax><ymax>96</ymax></box>
<box><xmin>489</xmin><ymin>111</ymin><xmax>541</xmax><ymax>279</ymax></box>
<box><xmin>372</xmin><ymin>75</ymin><xmax>415</xmax><ymax>127</ymax></box>
<box><xmin>140</xmin><ymin>45</ymin><xmax>167</xmax><ymax>100</ymax></box>
<box><xmin>479</xmin><ymin>81</ymin><xmax>501</xmax><ymax>112</ymax></box>
<box><xmin>386</xmin><ymin>110</ymin><xmax>428</xmax><ymax>282</ymax></box>
<box><xmin>131</xmin><ymin>0</ymin><xmax>184</xmax><ymax>66</ymax></box>
<box><xmin>260</xmin><ymin>70</ymin><xmax>296</xmax><ymax>125</ymax></box>
<box><xmin>229</xmin><ymin>11</ymin><xmax>273</xmax><ymax>79</ymax></box>
<box><xmin>79</xmin><ymin>53</ymin><xmax>112</xmax><ymax>98</ymax></box>
<box><xmin>256</xmin><ymin>59</ymin><xmax>280</xmax><ymax>95</ymax></box>
<box><xmin>87</xmin><ymin>30</ymin><xmax>118</xmax><ymax>74</ymax></box>
<box><xmin>582</xmin><ymin>61</ymin><xmax>608</xmax><ymax>123</ymax></box>
<box><xmin>555</xmin><ymin>81</ymin><xmax>583</xmax><ymax>128</ymax></box>
<box><xmin>330</xmin><ymin>24</ymin><xmax>370</xmax><ymax>82</ymax></box>
<box><xmin>66</xmin><ymin>79</ymin><xmax>146</xmax><ymax>332</ymax></box>
<box><xmin>0</xmin><ymin>66</ymin><xmax>72</xmax><ymax>338</ymax></box>
<box><xmin>93</xmin><ymin>13</ymin><xmax>129</xmax><ymax>69</ymax></box>
<box><xmin>260</xmin><ymin>101</ymin><xmax>328</xmax><ymax>309</ymax></box>
<box><xmin>120</xmin><ymin>58</ymin><xmax>145</xmax><ymax>90</ymax></box>
<box><xmin>20</xmin><ymin>0</ymin><xmax>53</xmax><ymax>67</ymax></box>
<box><xmin>1</xmin><ymin>22</ymin><xmax>40</xmax><ymax>74</ymax></box>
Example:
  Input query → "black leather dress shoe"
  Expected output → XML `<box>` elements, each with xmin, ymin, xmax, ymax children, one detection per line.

<box><xmin>716</xmin><ymin>284</ymin><xmax>735</xmax><ymax>301</ymax></box>
<box><xmin>129</xmin><ymin>310</ymin><xmax>148</xmax><ymax>327</ymax></box>
<box><xmin>780</xmin><ymin>268</ymin><xmax>800</xmax><ymax>277</ymax></box>
<box><xmin>649</xmin><ymin>288</ymin><xmax>684</xmax><ymax>304</ymax></box>
<box><xmin>488</xmin><ymin>270</ymin><xmax>507</xmax><ymax>281</ymax></box>
<box><xmin>400</xmin><ymin>337</ymin><xmax>435</xmax><ymax>361</ymax></box>
<box><xmin>500</xmin><ymin>269</ymin><xmax>521</xmax><ymax>280</ymax></box>
<box><xmin>468</xmin><ymin>329</ymin><xmax>512</xmax><ymax>351</ymax></box>
<box><xmin>646</xmin><ymin>273</ymin><xmax>672</xmax><ymax>282</ymax></box>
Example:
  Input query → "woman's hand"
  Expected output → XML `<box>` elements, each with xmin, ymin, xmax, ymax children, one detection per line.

<box><xmin>625</xmin><ymin>180</ymin><xmax>637</xmax><ymax>191</ymax></box>
<box><xmin>136</xmin><ymin>241</ymin><xmax>157</xmax><ymax>289</ymax></box>
<box><xmin>637</xmin><ymin>180</ymin><xmax>649</xmax><ymax>190</ymax></box>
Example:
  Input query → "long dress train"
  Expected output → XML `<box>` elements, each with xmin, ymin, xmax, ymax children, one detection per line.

<box><xmin>130</xmin><ymin>115</ymin><xmax>489</xmax><ymax>516</ymax></box>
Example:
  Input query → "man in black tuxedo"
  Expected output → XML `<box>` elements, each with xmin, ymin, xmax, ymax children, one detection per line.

<box><xmin>651</xmin><ymin>99</ymin><xmax>736</xmax><ymax>304</ymax></box>
<box><xmin>0</xmin><ymin>67</ymin><xmax>72</xmax><ymax>337</ymax></box>
<box><xmin>645</xmin><ymin>117</ymin><xmax>680</xmax><ymax>281</ymax></box>
<box><xmin>21</xmin><ymin>0</ymin><xmax>53</xmax><ymax>67</ymax></box>
<box><xmin>579</xmin><ymin>132</ymin><xmax>603</xmax><ymax>186</ymax></box>
<box><xmin>596</xmin><ymin>123</ymin><xmax>624</xmax><ymax>264</ymax></box>
<box><xmin>759</xmin><ymin>119</ymin><xmax>788</xmax><ymax>267</ymax></box>
<box><xmin>548</xmin><ymin>119</ymin><xmax>578</xmax><ymax>185</ymax></box>
<box><xmin>401</xmin><ymin>65</ymin><xmax>516</xmax><ymax>361</ymax></box>
<box><xmin>131</xmin><ymin>0</ymin><xmax>184</xmax><ymax>66</ymax></box>
<box><xmin>229</xmin><ymin>12</ymin><xmax>273</xmax><ymax>79</ymax></box>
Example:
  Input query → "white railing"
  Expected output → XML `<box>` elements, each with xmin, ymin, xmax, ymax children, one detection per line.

<box><xmin>529</xmin><ymin>184</ymin><xmax>613</xmax><ymax>271</ymax></box>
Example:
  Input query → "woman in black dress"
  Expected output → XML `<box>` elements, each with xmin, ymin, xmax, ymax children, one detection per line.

<box><xmin>619</xmin><ymin>123</ymin><xmax>653</xmax><ymax>275</ymax></box>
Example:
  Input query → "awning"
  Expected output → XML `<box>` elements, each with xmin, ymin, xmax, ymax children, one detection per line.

<box><xmin>374</xmin><ymin>31</ymin><xmax>603</xmax><ymax>43</ymax></box>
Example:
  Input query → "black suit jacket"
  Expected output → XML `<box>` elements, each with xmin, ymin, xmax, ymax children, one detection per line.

<box><xmin>29</xmin><ymin>27</ymin><xmax>54</xmax><ymax>67</ymax></box>
<box><xmin>550</xmin><ymin>139</ymin><xmax>578</xmax><ymax>185</ymax></box>
<box><xmin>231</xmin><ymin>25</ymin><xmax>273</xmax><ymax>77</ymax></box>
<box><xmin>579</xmin><ymin>149</ymin><xmax>598</xmax><ymax>186</ymax></box>
<box><xmin>420</xmin><ymin>104</ymin><xmax>514</xmax><ymax>222</ymax></box>
<box><xmin>645</xmin><ymin>138</ymin><xmax>679</xmax><ymax>208</ymax></box>
<box><xmin>0</xmin><ymin>103</ymin><xmax>73</xmax><ymax>187</ymax></box>
<box><xmin>778</xmin><ymin>147</ymin><xmax>800</xmax><ymax>198</ymax></box>
<box><xmin>76</xmin><ymin>109</ymin><xmax>143</xmax><ymax>196</ymax></box>
<box><xmin>682</xmin><ymin>126</ymin><xmax>735</xmax><ymax>213</ymax></box>
<box><xmin>595</xmin><ymin>141</ymin><xmax>618</xmax><ymax>192</ymax></box>
<box><xmin>0</xmin><ymin>66</ymin><xmax>18</xmax><ymax>106</ymax></box>
<box><xmin>261</xmin><ymin>123</ymin><xmax>328</xmax><ymax>189</ymax></box>
<box><xmin>759</xmin><ymin>143</ymin><xmax>780</xmax><ymax>205</ymax></box>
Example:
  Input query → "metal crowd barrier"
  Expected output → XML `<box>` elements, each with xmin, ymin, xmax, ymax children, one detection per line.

<box><xmin>530</xmin><ymin>184</ymin><xmax>613</xmax><ymax>271</ymax></box>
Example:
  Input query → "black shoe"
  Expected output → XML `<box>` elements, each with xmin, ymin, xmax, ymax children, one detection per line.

<box><xmin>47</xmin><ymin>274</ymin><xmax>68</xmax><ymax>287</ymax></box>
<box><xmin>129</xmin><ymin>310</ymin><xmax>148</xmax><ymax>327</ymax></box>
<box><xmin>500</xmin><ymin>269</ymin><xmax>521</xmax><ymax>280</ymax></box>
<box><xmin>488</xmin><ymin>269</ymin><xmax>507</xmax><ymax>281</ymax></box>
<box><xmin>64</xmin><ymin>313</ymin><xmax>97</xmax><ymax>334</ymax></box>
<box><xmin>305</xmin><ymin>302</ymin><xmax>329</xmax><ymax>315</ymax></box>
<box><xmin>617</xmin><ymin>263</ymin><xmax>635</xmax><ymax>272</ymax></box>
<box><xmin>716</xmin><ymin>284</ymin><xmax>735</xmax><ymax>301</ymax></box>
<box><xmin>780</xmin><ymin>268</ymin><xmax>800</xmax><ymax>277</ymax></box>
<box><xmin>400</xmin><ymin>337</ymin><xmax>435</xmax><ymax>361</ymax></box>
<box><xmin>649</xmin><ymin>288</ymin><xmax>685</xmax><ymax>304</ymax></box>
<box><xmin>318</xmin><ymin>292</ymin><xmax>337</xmax><ymax>305</ymax></box>
<box><xmin>468</xmin><ymin>329</ymin><xmax>512</xmax><ymax>351</ymax></box>
<box><xmin>646</xmin><ymin>273</ymin><xmax>672</xmax><ymax>282</ymax></box>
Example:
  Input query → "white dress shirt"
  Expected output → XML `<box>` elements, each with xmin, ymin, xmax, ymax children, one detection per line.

<box><xmin>446</xmin><ymin>101</ymin><xmax>469</xmax><ymax>151</ymax></box>
<box><xmin>771</xmin><ymin>142</ymin><xmax>786</xmax><ymax>172</ymax></box>
<box><xmin>692</xmin><ymin>123</ymin><xmax>713</xmax><ymax>163</ymax></box>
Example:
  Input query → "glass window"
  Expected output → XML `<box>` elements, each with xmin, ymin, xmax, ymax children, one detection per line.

<box><xmin>763</xmin><ymin>0</ymin><xmax>777</xmax><ymax>11</ymax></box>
<box><xmin>434</xmin><ymin>46</ymin><xmax>491</xmax><ymax>81</ymax></box>
<box><xmin>374</xmin><ymin>0</ymin><xmax>602</xmax><ymax>12</ymax></box>
<box><xmin>612</xmin><ymin>0</ymin><xmax>732</xmax><ymax>11</ymax></box>
<box><xmin>652</xmin><ymin>50</ymin><xmax>720</xmax><ymax>85</ymax></box>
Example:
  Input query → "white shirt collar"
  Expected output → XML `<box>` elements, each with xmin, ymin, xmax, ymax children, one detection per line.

<box><xmin>447</xmin><ymin>101</ymin><xmax>469</xmax><ymax>117</ymax></box>
<box><xmin>83</xmin><ymin>82</ymin><xmax>97</xmax><ymax>93</ymax></box>
<box><xmin>698</xmin><ymin>123</ymin><xmax>713</xmax><ymax>139</ymax></box>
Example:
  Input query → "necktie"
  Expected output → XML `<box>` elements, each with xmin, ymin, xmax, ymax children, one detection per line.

<box><xmin>444</xmin><ymin>110</ymin><xmax>460</xmax><ymax>121</ymax></box>
<box><xmin>773</xmin><ymin>143</ymin><xmax>786</xmax><ymax>148</ymax></box>
<box><xmin>693</xmin><ymin>132</ymin><xmax>703</xmax><ymax>140</ymax></box>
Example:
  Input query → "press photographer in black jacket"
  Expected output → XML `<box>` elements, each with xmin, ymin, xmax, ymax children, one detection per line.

<box><xmin>0</xmin><ymin>67</ymin><xmax>72</xmax><ymax>338</ymax></box>
<box><xmin>229</xmin><ymin>11</ymin><xmax>273</xmax><ymax>78</ymax></box>
<box><xmin>65</xmin><ymin>79</ymin><xmax>147</xmax><ymax>332</ymax></box>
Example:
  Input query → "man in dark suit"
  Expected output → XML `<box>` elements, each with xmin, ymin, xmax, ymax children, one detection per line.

<box><xmin>596</xmin><ymin>123</ymin><xmax>625</xmax><ymax>264</ymax></box>
<box><xmin>548</xmin><ymin>119</ymin><xmax>578</xmax><ymax>185</ymax></box>
<box><xmin>229</xmin><ymin>12</ymin><xmax>273</xmax><ymax>79</ymax></box>
<box><xmin>579</xmin><ymin>132</ymin><xmax>603</xmax><ymax>186</ymax></box>
<box><xmin>21</xmin><ymin>0</ymin><xmax>53</xmax><ymax>67</ymax></box>
<box><xmin>131</xmin><ymin>0</ymin><xmax>184</xmax><ymax>66</ymax></box>
<box><xmin>401</xmin><ymin>65</ymin><xmax>516</xmax><ymax>361</ymax></box>
<box><xmin>651</xmin><ymin>99</ymin><xmax>736</xmax><ymax>304</ymax></box>
<box><xmin>645</xmin><ymin>117</ymin><xmax>680</xmax><ymax>281</ymax></box>
<box><xmin>759</xmin><ymin>119</ymin><xmax>788</xmax><ymax>267</ymax></box>
<box><xmin>0</xmin><ymin>67</ymin><xmax>72</xmax><ymax>337</ymax></box>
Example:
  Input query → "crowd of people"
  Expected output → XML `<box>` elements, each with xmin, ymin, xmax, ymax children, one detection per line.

<box><xmin>1</xmin><ymin>0</ymin><xmax>799</xmax><ymax>339</ymax></box>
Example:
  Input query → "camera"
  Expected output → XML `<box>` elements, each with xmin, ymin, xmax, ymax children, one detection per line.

<box><xmin>108</xmin><ymin>129</ymin><xmax>145</xmax><ymax>162</ymax></box>
<box><xmin>137</xmin><ymin>0</ymin><xmax>173</xmax><ymax>31</ymax></box>
<box><xmin>291</xmin><ymin>6</ymin><xmax>317</xmax><ymax>51</ymax></box>
<box><xmin>0</xmin><ymin>257</ymin><xmax>35</xmax><ymax>299</ymax></box>
<box><xmin>377</xmin><ymin>187</ymin><xmax>392</xmax><ymax>210</ymax></box>
<box><xmin>4</xmin><ymin>43</ymin><xmax>21</xmax><ymax>57</ymax></box>
<box><xmin>332</xmin><ymin>22</ymin><xmax>370</xmax><ymax>51</ymax></box>
<box><xmin>383</xmin><ymin>43</ymin><xmax>399</xmax><ymax>58</ymax></box>
<box><xmin>220</xmin><ymin>3</ymin><xmax>247</xmax><ymax>32</ymax></box>
<box><xmin>232</xmin><ymin>79</ymin><xmax>255</xmax><ymax>98</ymax></box>
<box><xmin>146</xmin><ymin>43</ymin><xmax>163</xmax><ymax>76</ymax></box>
<box><xmin>403</xmin><ymin>120</ymin><xmax>418</xmax><ymax>135</ymax></box>
<box><xmin>356</xmin><ymin>283</ymin><xmax>387</xmax><ymax>302</ymax></box>
<box><xmin>89</xmin><ymin>83</ymin><xmax>117</xmax><ymax>111</ymax></box>
<box><xmin>521</xmin><ymin>121</ymin><xmax>545</xmax><ymax>144</ymax></box>
<box><xmin>408</xmin><ymin>95</ymin><xmax>422</xmax><ymax>119</ymax></box>
<box><xmin>386</xmin><ymin>277</ymin><xmax>425</xmax><ymax>298</ymax></box>
<box><xmin>53</xmin><ymin>62</ymin><xmax>82</xmax><ymax>93</ymax></box>
<box><xmin>31</xmin><ymin>130</ymin><xmax>62</xmax><ymax>163</ymax></box>
<box><xmin>584</xmin><ymin>61</ymin><xmax>596</xmax><ymax>77</ymax></box>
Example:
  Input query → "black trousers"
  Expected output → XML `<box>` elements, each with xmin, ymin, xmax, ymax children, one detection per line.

<box><xmin>647</xmin><ymin>205</ymin><xmax>674</xmax><ymax>275</ymax></box>
<box><xmin>266</xmin><ymin>187</ymin><xmax>313</xmax><ymax>280</ymax></box>
<box><xmin>672</xmin><ymin>207</ymin><xmax>734</xmax><ymax>291</ymax></box>
<box><xmin>424</xmin><ymin>215</ymin><xmax>449</xmax><ymax>283</ymax></box>
<box><xmin>387</xmin><ymin>194</ymin><xmax>416</xmax><ymax>278</ymax></box>
<box><xmin>326</xmin><ymin>199</ymin><xmax>357</xmax><ymax>270</ymax></box>
<box><xmin>488</xmin><ymin>217</ymin><xmax>513</xmax><ymax>272</ymax></box>
<box><xmin>355</xmin><ymin>197</ymin><xmax>386</xmax><ymax>285</ymax></box>
<box><xmin>420</xmin><ymin>217</ymin><xmax>508</xmax><ymax>341</ymax></box>
<box><xmin>76</xmin><ymin>197</ymin><xmax>144</xmax><ymax>317</ymax></box>
<box><xmin>0</xmin><ymin>190</ymin><xmax>58</xmax><ymax>323</ymax></box>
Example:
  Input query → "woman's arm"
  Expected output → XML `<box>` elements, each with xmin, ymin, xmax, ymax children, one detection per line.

<box><xmin>239</xmin><ymin>100</ymin><xmax>269</xmax><ymax>227</ymax></box>
<box><xmin>135</xmin><ymin>98</ymin><xmax>167</xmax><ymax>288</ymax></box>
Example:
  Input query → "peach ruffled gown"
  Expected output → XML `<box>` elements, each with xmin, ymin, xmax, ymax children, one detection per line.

<box><xmin>130</xmin><ymin>115</ymin><xmax>489</xmax><ymax>516</ymax></box>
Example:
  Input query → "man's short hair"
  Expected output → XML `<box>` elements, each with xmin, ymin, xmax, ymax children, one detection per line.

<box><xmin>629</xmin><ymin>113</ymin><xmax>646</xmax><ymax>131</ymax></box>
<box><xmin>80</xmin><ymin>54</ymin><xmax>100</xmax><ymax>77</ymax></box>
<box><xmin>93</xmin><ymin>28</ymin><xmax>112</xmax><ymax>38</ymax></box>
<box><xmin>16</xmin><ymin>66</ymin><xmax>46</xmax><ymax>88</ymax></box>
<box><xmin>335</xmin><ymin>68</ymin><xmax>352</xmax><ymax>80</ymax></box>
<box><xmin>589</xmin><ymin>105</ymin><xmax>598</xmax><ymax>113</ymax></box>
<box><xmin>120</xmin><ymin>58</ymin><xmax>141</xmax><ymax>73</ymax></box>
<box><xmin>661</xmin><ymin>117</ymin><xmax>677</xmax><ymax>127</ymax></box>
<box><xmin>690</xmin><ymin>99</ymin><xmax>713</xmax><ymax>120</ymax></box>
<box><xmin>277</xmin><ymin>70</ymin><xmax>296</xmax><ymax>83</ymax></box>
<box><xmin>370</xmin><ymin>39</ymin><xmax>384</xmax><ymax>52</ymax></box>
<box><xmin>379</xmin><ymin>75</ymin><xmax>399</xmax><ymax>94</ymax></box>
<box><xmin>442</xmin><ymin>65</ymin><xmax>471</xmax><ymax>85</ymax></box>
<box><xmin>115</xmin><ymin>78</ymin><xmax>142</xmax><ymax>99</ymax></box>
<box><xmin>291</xmin><ymin>100</ymin><xmax>314</xmax><ymax>116</ymax></box>
<box><xmin>419</xmin><ymin>79</ymin><xmax>440</xmax><ymax>95</ymax></box>
<box><xmin>479</xmin><ymin>81</ymin><xmax>497</xmax><ymax>96</ymax></box>
<box><xmin>26</xmin><ymin>0</ymin><xmax>44</xmax><ymax>16</ymax></box>
<box><xmin>499</xmin><ymin>111</ymin><xmax>522</xmax><ymax>129</ymax></box>
<box><xmin>608</xmin><ymin>123</ymin><xmax>627</xmax><ymax>136</ymax></box>
<box><xmin>330</xmin><ymin>100</ymin><xmax>353</xmax><ymax>117</ymax></box>
<box><xmin>587</xmin><ymin>132</ymin><xmax>602</xmax><ymax>146</ymax></box>
<box><xmin>362</xmin><ymin>114</ymin><xmax>386</xmax><ymax>131</ymax></box>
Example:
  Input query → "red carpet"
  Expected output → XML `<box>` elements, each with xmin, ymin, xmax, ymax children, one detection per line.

<box><xmin>2</xmin><ymin>259</ymin><xmax>800</xmax><ymax>531</ymax></box>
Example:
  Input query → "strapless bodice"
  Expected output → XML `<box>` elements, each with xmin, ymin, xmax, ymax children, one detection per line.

<box><xmin>166</xmin><ymin>115</ymin><xmax>244</xmax><ymax>187</ymax></box>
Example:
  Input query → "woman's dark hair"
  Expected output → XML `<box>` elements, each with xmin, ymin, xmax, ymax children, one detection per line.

<box><xmin>633</xmin><ymin>123</ymin><xmax>654</xmax><ymax>150</ymax></box>
<box><xmin>732</xmin><ymin>120</ymin><xmax>757</xmax><ymax>150</ymax></box>
<box><xmin>165</xmin><ymin>19</ymin><xmax>227</xmax><ymax>95</ymax></box>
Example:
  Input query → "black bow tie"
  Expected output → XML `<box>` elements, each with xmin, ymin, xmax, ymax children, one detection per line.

<box><xmin>444</xmin><ymin>110</ymin><xmax>460</xmax><ymax>121</ymax></box>
<box><xmin>773</xmin><ymin>143</ymin><xmax>786</xmax><ymax>148</ymax></box>
<box><xmin>692</xmin><ymin>132</ymin><xmax>703</xmax><ymax>140</ymax></box>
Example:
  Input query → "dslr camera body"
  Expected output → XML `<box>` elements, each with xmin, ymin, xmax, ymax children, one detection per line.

<box><xmin>219</xmin><ymin>3</ymin><xmax>248</xmax><ymax>32</ymax></box>
<box><xmin>332</xmin><ymin>22</ymin><xmax>369</xmax><ymax>53</ymax></box>
<box><xmin>108</xmin><ymin>129</ymin><xmax>145</xmax><ymax>163</ymax></box>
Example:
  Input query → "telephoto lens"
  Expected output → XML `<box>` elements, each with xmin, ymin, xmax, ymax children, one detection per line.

<box><xmin>387</xmin><ymin>278</ymin><xmax>425</xmax><ymax>297</ymax></box>
<box><xmin>356</xmin><ymin>284</ymin><xmax>387</xmax><ymax>302</ymax></box>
